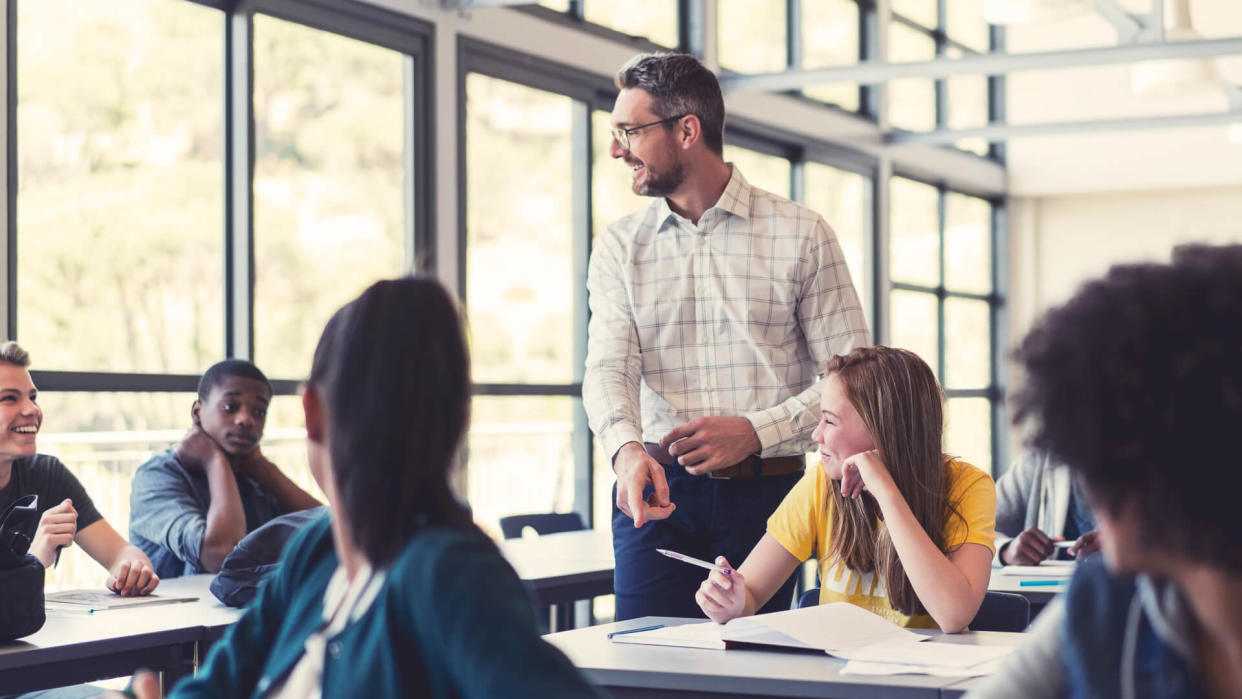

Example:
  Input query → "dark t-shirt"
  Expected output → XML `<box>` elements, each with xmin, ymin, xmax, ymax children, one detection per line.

<box><xmin>0</xmin><ymin>454</ymin><xmax>103</xmax><ymax>544</ymax></box>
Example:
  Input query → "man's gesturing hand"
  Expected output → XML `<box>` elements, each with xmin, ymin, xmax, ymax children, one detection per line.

<box><xmin>613</xmin><ymin>442</ymin><xmax>676</xmax><ymax>527</ymax></box>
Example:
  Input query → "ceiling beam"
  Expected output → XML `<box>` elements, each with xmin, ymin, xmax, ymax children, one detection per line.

<box><xmin>721</xmin><ymin>37</ymin><xmax>1242</xmax><ymax>91</ymax></box>
<box><xmin>886</xmin><ymin>109</ymin><xmax>1242</xmax><ymax>146</ymax></box>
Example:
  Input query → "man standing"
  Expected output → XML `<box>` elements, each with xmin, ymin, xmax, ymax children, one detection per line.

<box><xmin>585</xmin><ymin>52</ymin><xmax>871</xmax><ymax>620</ymax></box>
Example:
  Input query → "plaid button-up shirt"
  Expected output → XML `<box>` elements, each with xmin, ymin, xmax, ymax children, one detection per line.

<box><xmin>584</xmin><ymin>166</ymin><xmax>871</xmax><ymax>460</ymax></box>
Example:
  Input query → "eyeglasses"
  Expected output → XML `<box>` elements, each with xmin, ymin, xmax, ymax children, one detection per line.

<box><xmin>610</xmin><ymin>114</ymin><xmax>688</xmax><ymax>151</ymax></box>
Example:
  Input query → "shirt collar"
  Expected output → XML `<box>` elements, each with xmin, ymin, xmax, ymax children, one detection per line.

<box><xmin>654</xmin><ymin>163</ymin><xmax>752</xmax><ymax>231</ymax></box>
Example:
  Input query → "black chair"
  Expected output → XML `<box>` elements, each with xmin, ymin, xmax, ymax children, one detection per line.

<box><xmin>969</xmin><ymin>591</ymin><xmax>1030</xmax><ymax>632</ymax></box>
<box><xmin>797</xmin><ymin>587</ymin><xmax>819</xmax><ymax>609</ymax></box>
<box><xmin>498</xmin><ymin>512</ymin><xmax>586</xmax><ymax>540</ymax></box>
<box><xmin>498</xmin><ymin>512</ymin><xmax>588</xmax><ymax>632</ymax></box>
<box><xmin>795</xmin><ymin>588</ymin><xmax>1030</xmax><ymax>631</ymax></box>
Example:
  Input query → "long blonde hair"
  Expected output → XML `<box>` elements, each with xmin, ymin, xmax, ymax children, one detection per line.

<box><xmin>821</xmin><ymin>346</ymin><xmax>962</xmax><ymax>616</ymax></box>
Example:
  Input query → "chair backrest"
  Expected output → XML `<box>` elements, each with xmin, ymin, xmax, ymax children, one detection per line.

<box><xmin>969</xmin><ymin>591</ymin><xmax>1030</xmax><ymax>632</ymax></box>
<box><xmin>796</xmin><ymin>588</ymin><xmax>1030</xmax><ymax>632</ymax></box>
<box><xmin>498</xmin><ymin>512</ymin><xmax>586</xmax><ymax>540</ymax></box>
<box><xmin>797</xmin><ymin>587</ymin><xmax>820</xmax><ymax>609</ymax></box>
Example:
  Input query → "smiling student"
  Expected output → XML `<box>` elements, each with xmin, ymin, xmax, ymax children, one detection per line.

<box><xmin>0</xmin><ymin>341</ymin><xmax>157</xmax><ymax>596</ymax></box>
<box><xmin>129</xmin><ymin>360</ymin><xmax>321</xmax><ymax>578</ymax></box>
<box><xmin>694</xmin><ymin>346</ymin><xmax>996</xmax><ymax>632</ymax></box>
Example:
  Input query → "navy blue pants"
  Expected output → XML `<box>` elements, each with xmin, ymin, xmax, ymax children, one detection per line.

<box><xmin>612</xmin><ymin>463</ymin><xmax>802</xmax><ymax>621</ymax></box>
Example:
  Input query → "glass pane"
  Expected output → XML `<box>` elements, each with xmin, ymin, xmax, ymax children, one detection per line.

<box><xmin>888</xmin><ymin>23</ymin><xmax>938</xmax><ymax>132</ymax></box>
<box><xmin>946</xmin><ymin>48</ymin><xmax>990</xmax><ymax>156</ymax></box>
<box><xmin>944</xmin><ymin>298</ymin><xmax>990</xmax><ymax>389</ymax></box>
<box><xmin>723</xmin><ymin>145</ymin><xmax>791</xmax><ymax>199</ymax></box>
<box><xmin>803</xmin><ymin>162</ymin><xmax>871</xmax><ymax>318</ymax></box>
<box><xmin>539</xmin><ymin>0</ymin><xmax>570</xmax><ymax>10</ymax></box>
<box><xmin>889</xmin><ymin>290</ymin><xmax>939</xmax><ymax>377</ymax></box>
<box><xmin>889</xmin><ymin>177</ymin><xmax>941</xmax><ymax>287</ymax></box>
<box><xmin>585</xmin><ymin>0</ymin><xmax>678</xmax><ymax>47</ymax></box>
<box><xmin>466</xmin><ymin>75</ymin><xmax>575</xmax><ymax>384</ymax></box>
<box><xmin>718</xmin><ymin>0</ymin><xmax>787</xmax><ymax>74</ymax></box>
<box><xmin>891</xmin><ymin>0</ymin><xmax>939</xmax><ymax>28</ymax></box>
<box><xmin>945</xmin><ymin>397</ymin><xmax>992</xmax><ymax>474</ymax></box>
<box><xmin>947</xmin><ymin>0</ymin><xmax>991</xmax><ymax>51</ymax></box>
<box><xmin>468</xmin><ymin>396</ymin><xmax>575</xmax><ymax>535</ymax></box>
<box><xmin>593</xmin><ymin>110</ymin><xmax>643</xmax><ymax>240</ymax></box>
<box><xmin>17</xmin><ymin>0</ymin><xmax>224</xmax><ymax>373</ymax></box>
<box><xmin>253</xmin><ymin>15</ymin><xmax>406</xmax><ymax>379</ymax></box>
<box><xmin>944</xmin><ymin>192</ymin><xmax>992</xmax><ymax>294</ymax></box>
<box><xmin>802</xmin><ymin>0</ymin><xmax>860</xmax><ymax>112</ymax></box>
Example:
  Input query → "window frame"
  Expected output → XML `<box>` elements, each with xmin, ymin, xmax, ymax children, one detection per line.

<box><xmin>8</xmin><ymin>0</ymin><xmax>435</xmax><ymax>396</ymax></box>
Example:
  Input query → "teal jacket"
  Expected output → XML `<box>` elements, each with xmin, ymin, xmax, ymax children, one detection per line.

<box><xmin>171</xmin><ymin>513</ymin><xmax>601</xmax><ymax>698</ymax></box>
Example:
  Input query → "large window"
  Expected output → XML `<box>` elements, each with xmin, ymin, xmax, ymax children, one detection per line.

<box><xmin>886</xmin><ymin>0</ymin><xmax>995</xmax><ymax>156</ymax></box>
<box><xmin>464</xmin><ymin>73</ymin><xmax>581</xmax><ymax>533</ymax></box>
<box><xmin>252</xmin><ymin>14</ymin><xmax>409</xmax><ymax>379</ymax></box>
<box><xmin>16</xmin><ymin>0</ymin><xmax>432</xmax><ymax>591</ymax></box>
<box><xmin>719</xmin><ymin>0</ymin><xmax>863</xmax><ymax>113</ymax></box>
<box><xmin>888</xmin><ymin>177</ymin><xmax>1002</xmax><ymax>473</ymax></box>
<box><xmin>537</xmin><ymin>1</ymin><xmax>678</xmax><ymax>48</ymax></box>
<box><xmin>17</xmin><ymin>0</ymin><xmax>224</xmax><ymax>374</ymax></box>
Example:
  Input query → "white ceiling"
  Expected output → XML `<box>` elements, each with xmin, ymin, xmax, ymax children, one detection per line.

<box><xmin>1002</xmin><ymin>0</ymin><xmax>1242</xmax><ymax>195</ymax></box>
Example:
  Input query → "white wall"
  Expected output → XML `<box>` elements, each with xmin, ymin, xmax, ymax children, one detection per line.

<box><xmin>1004</xmin><ymin>184</ymin><xmax>1242</xmax><ymax>454</ymax></box>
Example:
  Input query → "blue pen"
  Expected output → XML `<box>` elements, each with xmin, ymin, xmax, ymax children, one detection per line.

<box><xmin>1019</xmin><ymin>579</ymin><xmax>1066</xmax><ymax>587</ymax></box>
<box><xmin>607</xmin><ymin>624</ymin><xmax>665</xmax><ymax>639</ymax></box>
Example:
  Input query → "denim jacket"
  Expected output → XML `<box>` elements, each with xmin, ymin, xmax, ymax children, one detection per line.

<box><xmin>967</xmin><ymin>556</ymin><xmax>1206</xmax><ymax>699</ymax></box>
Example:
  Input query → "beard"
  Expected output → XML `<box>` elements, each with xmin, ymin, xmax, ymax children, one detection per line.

<box><xmin>630</xmin><ymin>148</ymin><xmax>685</xmax><ymax>197</ymax></box>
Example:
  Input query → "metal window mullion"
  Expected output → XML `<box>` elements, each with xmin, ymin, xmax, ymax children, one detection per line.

<box><xmin>224</xmin><ymin>7</ymin><xmax>255</xmax><ymax>362</ymax></box>
<box><xmin>5</xmin><ymin>0</ymin><xmax>16</xmax><ymax>342</ymax></box>
<box><xmin>571</xmin><ymin>100</ymin><xmax>592</xmax><ymax>527</ymax></box>
<box><xmin>991</xmin><ymin>199</ymin><xmax>1009</xmax><ymax>475</ymax></box>
<box><xmin>987</xmin><ymin>24</ymin><xmax>1007</xmax><ymax>164</ymax></box>
<box><xmin>787</xmin><ymin>0</ymin><xmax>802</xmax><ymax>74</ymax></box>
<box><xmin>873</xmin><ymin>160</ymin><xmax>891</xmax><ymax>345</ymax></box>
<box><xmin>936</xmin><ymin>186</ymin><xmax>947</xmax><ymax>383</ymax></box>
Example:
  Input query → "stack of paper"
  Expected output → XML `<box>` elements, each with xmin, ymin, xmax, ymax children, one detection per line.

<box><xmin>995</xmin><ymin>561</ymin><xmax>1074</xmax><ymax>577</ymax></box>
<box><xmin>609</xmin><ymin>602</ymin><xmax>1015</xmax><ymax>677</ymax></box>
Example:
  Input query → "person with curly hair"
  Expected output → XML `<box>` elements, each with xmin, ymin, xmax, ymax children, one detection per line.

<box><xmin>969</xmin><ymin>244</ymin><xmax>1242</xmax><ymax>698</ymax></box>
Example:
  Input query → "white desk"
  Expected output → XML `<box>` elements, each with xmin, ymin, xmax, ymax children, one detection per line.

<box><xmin>545</xmin><ymin>616</ymin><xmax>1027</xmax><ymax>699</ymax></box>
<box><xmin>500</xmin><ymin>529</ymin><xmax>615</xmax><ymax>631</ymax></box>
<box><xmin>987</xmin><ymin>566</ymin><xmax>1071</xmax><ymax>620</ymax></box>
<box><xmin>0</xmin><ymin>575</ymin><xmax>241</xmax><ymax>694</ymax></box>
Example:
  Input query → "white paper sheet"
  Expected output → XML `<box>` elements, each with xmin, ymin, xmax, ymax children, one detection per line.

<box><xmin>831</xmin><ymin>640</ymin><xmax>1015</xmax><ymax>668</ymax></box>
<box><xmin>609</xmin><ymin>621</ymin><xmax>726</xmax><ymax>650</ymax></box>
<box><xmin>726</xmin><ymin>602</ymin><xmax>927</xmax><ymax>651</ymax></box>
<box><xmin>840</xmin><ymin>656</ymin><xmax>1010</xmax><ymax>678</ymax></box>
<box><xmin>995</xmin><ymin>562</ymin><xmax>1074</xmax><ymax>577</ymax></box>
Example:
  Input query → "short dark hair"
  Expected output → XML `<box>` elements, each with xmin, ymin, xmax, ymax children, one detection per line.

<box><xmin>308</xmin><ymin>276</ymin><xmax>472</xmax><ymax>566</ymax></box>
<box><xmin>614</xmin><ymin>52</ymin><xmax>725</xmax><ymax>156</ymax></box>
<box><xmin>198</xmin><ymin>359</ymin><xmax>272</xmax><ymax>401</ymax></box>
<box><xmin>1014</xmin><ymin>244</ymin><xmax>1242</xmax><ymax>573</ymax></box>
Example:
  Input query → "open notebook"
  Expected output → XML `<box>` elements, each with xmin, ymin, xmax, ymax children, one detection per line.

<box><xmin>610</xmin><ymin>603</ymin><xmax>1014</xmax><ymax>676</ymax></box>
<box><xmin>45</xmin><ymin>590</ymin><xmax>198</xmax><ymax>613</ymax></box>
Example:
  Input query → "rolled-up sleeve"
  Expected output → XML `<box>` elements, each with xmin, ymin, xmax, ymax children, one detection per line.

<box><xmin>130</xmin><ymin>458</ymin><xmax>207</xmax><ymax>570</ymax></box>
<box><xmin>583</xmin><ymin>226</ymin><xmax>644</xmax><ymax>460</ymax></box>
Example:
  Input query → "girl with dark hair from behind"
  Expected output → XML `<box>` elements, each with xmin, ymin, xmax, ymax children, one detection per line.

<box><xmin>694</xmin><ymin>346</ymin><xmax>997</xmax><ymax>632</ymax></box>
<box><xmin>124</xmin><ymin>277</ymin><xmax>602</xmax><ymax>698</ymax></box>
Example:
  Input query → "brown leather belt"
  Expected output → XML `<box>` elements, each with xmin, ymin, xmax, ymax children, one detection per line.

<box><xmin>644</xmin><ymin>442</ymin><xmax>804</xmax><ymax>480</ymax></box>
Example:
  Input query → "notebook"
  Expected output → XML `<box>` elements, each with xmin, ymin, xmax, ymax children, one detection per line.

<box><xmin>45</xmin><ymin>590</ymin><xmax>198</xmax><ymax>613</ymax></box>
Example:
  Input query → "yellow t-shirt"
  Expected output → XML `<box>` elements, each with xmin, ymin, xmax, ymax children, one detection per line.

<box><xmin>766</xmin><ymin>458</ymin><xmax>996</xmax><ymax>629</ymax></box>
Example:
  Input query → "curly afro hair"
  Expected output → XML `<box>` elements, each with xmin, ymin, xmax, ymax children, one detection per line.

<box><xmin>1013</xmin><ymin>244</ymin><xmax>1242</xmax><ymax>573</ymax></box>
